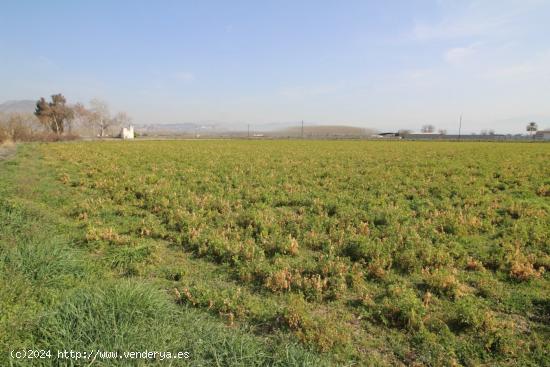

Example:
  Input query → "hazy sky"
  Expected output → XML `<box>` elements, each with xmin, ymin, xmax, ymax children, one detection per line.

<box><xmin>1</xmin><ymin>0</ymin><xmax>549</xmax><ymax>133</ymax></box>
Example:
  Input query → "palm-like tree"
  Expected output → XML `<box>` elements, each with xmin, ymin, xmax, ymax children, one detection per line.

<box><xmin>526</xmin><ymin>122</ymin><xmax>538</xmax><ymax>139</ymax></box>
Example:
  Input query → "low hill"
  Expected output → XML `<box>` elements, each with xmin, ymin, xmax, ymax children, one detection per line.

<box><xmin>0</xmin><ymin>100</ymin><xmax>36</xmax><ymax>114</ymax></box>
<box><xmin>270</xmin><ymin>125</ymin><xmax>376</xmax><ymax>138</ymax></box>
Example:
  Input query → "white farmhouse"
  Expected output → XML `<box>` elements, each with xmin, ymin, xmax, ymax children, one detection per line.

<box><xmin>535</xmin><ymin>130</ymin><xmax>550</xmax><ymax>140</ymax></box>
<box><xmin>121</xmin><ymin>125</ymin><xmax>134</xmax><ymax>139</ymax></box>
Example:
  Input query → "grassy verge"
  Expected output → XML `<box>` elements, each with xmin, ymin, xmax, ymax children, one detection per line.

<box><xmin>0</xmin><ymin>144</ymin><xmax>328</xmax><ymax>366</ymax></box>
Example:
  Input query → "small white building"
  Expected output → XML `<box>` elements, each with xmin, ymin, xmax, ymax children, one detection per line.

<box><xmin>535</xmin><ymin>130</ymin><xmax>550</xmax><ymax>140</ymax></box>
<box><xmin>121</xmin><ymin>125</ymin><xmax>134</xmax><ymax>139</ymax></box>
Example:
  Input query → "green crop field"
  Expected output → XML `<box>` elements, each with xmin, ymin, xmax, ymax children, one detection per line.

<box><xmin>1</xmin><ymin>140</ymin><xmax>549</xmax><ymax>366</ymax></box>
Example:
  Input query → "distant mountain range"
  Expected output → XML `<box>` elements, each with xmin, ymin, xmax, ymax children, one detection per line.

<box><xmin>0</xmin><ymin>100</ymin><xmax>36</xmax><ymax>114</ymax></box>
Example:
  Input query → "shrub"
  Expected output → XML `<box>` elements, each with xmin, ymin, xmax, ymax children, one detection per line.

<box><xmin>452</xmin><ymin>296</ymin><xmax>491</xmax><ymax>331</ymax></box>
<box><xmin>424</xmin><ymin>268</ymin><xmax>466</xmax><ymax>299</ymax></box>
<box><xmin>465</xmin><ymin>257</ymin><xmax>485</xmax><ymax>271</ymax></box>
<box><xmin>475</xmin><ymin>277</ymin><xmax>505</xmax><ymax>301</ymax></box>
<box><xmin>280</xmin><ymin>294</ymin><xmax>311</xmax><ymax>331</ymax></box>
<box><xmin>411</xmin><ymin>328</ymin><xmax>457</xmax><ymax>366</ymax></box>
<box><xmin>509</xmin><ymin>260</ymin><xmax>544</xmax><ymax>282</ymax></box>
<box><xmin>366</xmin><ymin>257</ymin><xmax>391</xmax><ymax>280</ymax></box>
<box><xmin>300</xmin><ymin>273</ymin><xmax>329</xmax><ymax>301</ymax></box>
<box><xmin>536</xmin><ymin>184</ymin><xmax>550</xmax><ymax>197</ymax></box>
<box><xmin>26</xmin><ymin>132</ymin><xmax>80</xmax><ymax>142</ymax></box>
<box><xmin>373</xmin><ymin>285</ymin><xmax>426</xmax><ymax>330</ymax></box>
<box><xmin>265</xmin><ymin>268</ymin><xmax>293</xmax><ymax>292</ymax></box>
<box><xmin>508</xmin><ymin>244</ymin><xmax>545</xmax><ymax>282</ymax></box>
<box><xmin>394</xmin><ymin>247</ymin><xmax>422</xmax><ymax>274</ymax></box>
<box><xmin>342</xmin><ymin>237</ymin><xmax>386</xmax><ymax>263</ymax></box>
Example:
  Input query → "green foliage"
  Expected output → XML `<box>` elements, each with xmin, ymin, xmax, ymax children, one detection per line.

<box><xmin>423</xmin><ymin>268</ymin><xmax>464</xmax><ymax>299</ymax></box>
<box><xmin>34</xmin><ymin>94</ymin><xmax>74</xmax><ymax>135</ymax></box>
<box><xmin>452</xmin><ymin>296</ymin><xmax>490</xmax><ymax>331</ymax></box>
<box><xmin>105</xmin><ymin>242</ymin><xmax>155</xmax><ymax>276</ymax></box>
<box><xmin>373</xmin><ymin>285</ymin><xmax>426</xmax><ymax>330</ymax></box>
<box><xmin>0</xmin><ymin>148</ymin><xmax>327</xmax><ymax>367</ymax></box>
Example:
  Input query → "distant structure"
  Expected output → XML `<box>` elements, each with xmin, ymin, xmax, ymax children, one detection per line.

<box><xmin>402</xmin><ymin>132</ymin><xmax>508</xmax><ymax>140</ymax></box>
<box><xmin>535</xmin><ymin>130</ymin><xmax>550</xmax><ymax>140</ymax></box>
<box><xmin>374</xmin><ymin>132</ymin><xmax>401</xmax><ymax>138</ymax></box>
<box><xmin>120</xmin><ymin>125</ymin><xmax>134</xmax><ymax>139</ymax></box>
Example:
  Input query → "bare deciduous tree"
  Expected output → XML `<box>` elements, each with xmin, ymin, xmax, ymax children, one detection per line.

<box><xmin>73</xmin><ymin>100</ymin><xmax>133</xmax><ymax>138</ymax></box>
<box><xmin>113</xmin><ymin>111</ymin><xmax>132</xmax><ymax>133</ymax></box>
<box><xmin>0</xmin><ymin>112</ymin><xmax>42</xmax><ymax>141</ymax></box>
<box><xmin>89</xmin><ymin>99</ymin><xmax>113</xmax><ymax>137</ymax></box>
<box><xmin>72</xmin><ymin>103</ymin><xmax>96</xmax><ymax>136</ymax></box>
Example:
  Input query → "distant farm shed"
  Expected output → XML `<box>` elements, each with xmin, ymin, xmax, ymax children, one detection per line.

<box><xmin>120</xmin><ymin>125</ymin><xmax>134</xmax><ymax>139</ymax></box>
<box><xmin>376</xmin><ymin>132</ymin><xmax>401</xmax><ymax>138</ymax></box>
<box><xmin>535</xmin><ymin>130</ymin><xmax>550</xmax><ymax>140</ymax></box>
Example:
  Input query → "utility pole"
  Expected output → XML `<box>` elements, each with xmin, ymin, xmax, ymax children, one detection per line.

<box><xmin>247</xmin><ymin>124</ymin><xmax>250</xmax><ymax>138</ymax></box>
<box><xmin>301</xmin><ymin>120</ymin><xmax>304</xmax><ymax>139</ymax></box>
<box><xmin>458</xmin><ymin>114</ymin><xmax>463</xmax><ymax>141</ymax></box>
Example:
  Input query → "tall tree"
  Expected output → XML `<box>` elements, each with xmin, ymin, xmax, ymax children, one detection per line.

<box><xmin>72</xmin><ymin>100</ymin><xmax>132</xmax><ymax>137</ymax></box>
<box><xmin>34</xmin><ymin>94</ymin><xmax>74</xmax><ymax>136</ymax></box>
<box><xmin>89</xmin><ymin>99</ymin><xmax>112</xmax><ymax>137</ymax></box>
<box><xmin>72</xmin><ymin>103</ymin><xmax>94</xmax><ymax>135</ymax></box>
<box><xmin>526</xmin><ymin>121</ymin><xmax>538</xmax><ymax>138</ymax></box>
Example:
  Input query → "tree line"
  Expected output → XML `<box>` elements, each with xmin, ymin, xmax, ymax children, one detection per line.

<box><xmin>399</xmin><ymin>123</ymin><xmax>541</xmax><ymax>136</ymax></box>
<box><xmin>0</xmin><ymin>93</ymin><xmax>131</xmax><ymax>143</ymax></box>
